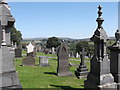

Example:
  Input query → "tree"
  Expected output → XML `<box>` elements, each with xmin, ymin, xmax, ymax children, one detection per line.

<box><xmin>76</xmin><ymin>41</ymin><xmax>89</xmax><ymax>53</ymax></box>
<box><xmin>10</xmin><ymin>26</ymin><xmax>22</xmax><ymax>46</ymax></box>
<box><xmin>46</xmin><ymin>37</ymin><xmax>61</xmax><ymax>48</ymax></box>
<box><xmin>76</xmin><ymin>41</ymin><xmax>94</xmax><ymax>58</ymax></box>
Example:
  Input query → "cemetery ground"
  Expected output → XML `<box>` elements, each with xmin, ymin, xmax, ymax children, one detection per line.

<box><xmin>15</xmin><ymin>51</ymin><xmax>90</xmax><ymax>89</ymax></box>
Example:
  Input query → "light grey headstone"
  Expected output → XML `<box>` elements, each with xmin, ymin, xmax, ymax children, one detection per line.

<box><xmin>39</xmin><ymin>56</ymin><xmax>49</xmax><ymax>67</ymax></box>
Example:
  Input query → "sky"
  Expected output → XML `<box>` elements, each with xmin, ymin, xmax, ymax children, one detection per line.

<box><xmin>8</xmin><ymin>2</ymin><xmax>118</xmax><ymax>39</ymax></box>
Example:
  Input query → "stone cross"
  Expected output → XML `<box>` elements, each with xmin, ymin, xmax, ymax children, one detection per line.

<box><xmin>84</xmin><ymin>5</ymin><xmax>117</xmax><ymax>89</ymax></box>
<box><xmin>75</xmin><ymin>48</ymin><xmax>88</xmax><ymax>79</ymax></box>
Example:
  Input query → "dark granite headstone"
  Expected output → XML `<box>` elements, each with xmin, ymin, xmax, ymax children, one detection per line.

<box><xmin>22</xmin><ymin>56</ymin><xmax>35</xmax><ymax>66</ymax></box>
<box><xmin>108</xmin><ymin>30</ymin><xmax>120</xmax><ymax>90</ymax></box>
<box><xmin>75</xmin><ymin>48</ymin><xmax>88</xmax><ymax>79</ymax></box>
<box><xmin>84</xmin><ymin>5</ymin><xmax>117</xmax><ymax>89</ymax></box>
<box><xmin>57</xmin><ymin>42</ymin><xmax>72</xmax><ymax>76</ymax></box>
<box><xmin>39</xmin><ymin>56</ymin><xmax>49</xmax><ymax>67</ymax></box>
<box><xmin>15</xmin><ymin>46</ymin><xmax>22</xmax><ymax>58</ymax></box>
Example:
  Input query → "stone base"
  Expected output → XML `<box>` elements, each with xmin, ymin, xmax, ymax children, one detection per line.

<box><xmin>75</xmin><ymin>70</ymin><xmax>89</xmax><ymax>79</ymax></box>
<box><xmin>75</xmin><ymin>65</ymin><xmax>88</xmax><ymax>79</ymax></box>
<box><xmin>57</xmin><ymin>71</ymin><xmax>72</xmax><ymax>77</ymax></box>
<box><xmin>84</xmin><ymin>73</ymin><xmax>117</xmax><ymax>89</ymax></box>
<box><xmin>39</xmin><ymin>63</ymin><xmax>50</xmax><ymax>67</ymax></box>
<box><xmin>0</xmin><ymin>70</ymin><xmax>22</xmax><ymax>89</ymax></box>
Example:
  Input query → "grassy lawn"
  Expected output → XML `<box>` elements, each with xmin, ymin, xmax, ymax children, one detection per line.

<box><xmin>15</xmin><ymin>52</ymin><xmax>90</xmax><ymax>89</ymax></box>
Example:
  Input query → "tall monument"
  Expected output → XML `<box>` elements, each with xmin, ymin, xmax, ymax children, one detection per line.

<box><xmin>0</xmin><ymin>0</ymin><xmax>21</xmax><ymax>89</ymax></box>
<box><xmin>108</xmin><ymin>30</ymin><xmax>120</xmax><ymax>90</ymax></box>
<box><xmin>84</xmin><ymin>5</ymin><xmax>117</xmax><ymax>89</ymax></box>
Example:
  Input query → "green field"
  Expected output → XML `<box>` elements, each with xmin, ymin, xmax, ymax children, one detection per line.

<box><xmin>15</xmin><ymin>52</ymin><xmax>90</xmax><ymax>89</ymax></box>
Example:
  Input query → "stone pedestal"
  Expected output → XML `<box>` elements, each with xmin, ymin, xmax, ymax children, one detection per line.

<box><xmin>0</xmin><ymin>46</ymin><xmax>21</xmax><ymax>89</ymax></box>
<box><xmin>39</xmin><ymin>56</ymin><xmax>49</xmax><ymax>67</ymax></box>
<box><xmin>57</xmin><ymin>42</ymin><xmax>72</xmax><ymax>76</ymax></box>
<box><xmin>108</xmin><ymin>30</ymin><xmax>120</xmax><ymax>90</ymax></box>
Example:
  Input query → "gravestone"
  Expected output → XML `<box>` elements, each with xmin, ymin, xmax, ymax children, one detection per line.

<box><xmin>39</xmin><ymin>56</ymin><xmax>49</xmax><ymax>67</ymax></box>
<box><xmin>84</xmin><ymin>5</ymin><xmax>117</xmax><ymax>89</ymax></box>
<box><xmin>108</xmin><ymin>30</ymin><xmax>120</xmax><ymax>90</ymax></box>
<box><xmin>22</xmin><ymin>56</ymin><xmax>35</xmax><ymax>66</ymax></box>
<box><xmin>0</xmin><ymin>0</ymin><xmax>21</xmax><ymax>89</ymax></box>
<box><xmin>22</xmin><ymin>42</ymin><xmax>35</xmax><ymax>66</ymax></box>
<box><xmin>26</xmin><ymin>42</ymin><xmax>35</xmax><ymax>57</ymax></box>
<box><xmin>15</xmin><ymin>45</ymin><xmax>22</xmax><ymax>58</ymax></box>
<box><xmin>75</xmin><ymin>48</ymin><xmax>88</xmax><ymax>79</ymax></box>
<box><xmin>76</xmin><ymin>52</ymin><xmax>80</xmax><ymax>58</ymax></box>
<box><xmin>51</xmin><ymin>47</ymin><xmax>55</xmax><ymax>54</ymax></box>
<box><xmin>57</xmin><ymin>42</ymin><xmax>72</xmax><ymax>76</ymax></box>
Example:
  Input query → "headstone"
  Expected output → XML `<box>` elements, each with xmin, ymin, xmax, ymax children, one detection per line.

<box><xmin>15</xmin><ymin>45</ymin><xmax>22</xmax><ymax>58</ymax></box>
<box><xmin>108</xmin><ymin>30</ymin><xmax>120</xmax><ymax>90</ymax></box>
<box><xmin>57</xmin><ymin>42</ymin><xmax>72</xmax><ymax>76</ymax></box>
<box><xmin>76</xmin><ymin>52</ymin><xmax>80</xmax><ymax>58</ymax></box>
<box><xmin>22</xmin><ymin>42</ymin><xmax>35</xmax><ymax>66</ymax></box>
<box><xmin>84</xmin><ymin>5</ymin><xmax>117</xmax><ymax>89</ymax></box>
<box><xmin>75</xmin><ymin>48</ymin><xmax>88</xmax><ymax>79</ymax></box>
<box><xmin>51</xmin><ymin>47</ymin><xmax>55</xmax><ymax>54</ymax></box>
<box><xmin>0</xmin><ymin>0</ymin><xmax>21</xmax><ymax>89</ymax></box>
<box><xmin>26</xmin><ymin>42</ymin><xmax>35</xmax><ymax>57</ymax></box>
<box><xmin>22</xmin><ymin>56</ymin><xmax>35</xmax><ymax>66</ymax></box>
<box><xmin>39</xmin><ymin>56</ymin><xmax>49</xmax><ymax>67</ymax></box>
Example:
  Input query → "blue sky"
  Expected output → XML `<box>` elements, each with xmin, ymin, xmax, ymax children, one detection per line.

<box><xmin>8</xmin><ymin>2</ymin><xmax>118</xmax><ymax>39</ymax></box>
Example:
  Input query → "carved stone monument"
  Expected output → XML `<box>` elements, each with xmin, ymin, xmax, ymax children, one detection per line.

<box><xmin>22</xmin><ymin>42</ymin><xmax>35</xmax><ymax>66</ymax></box>
<box><xmin>57</xmin><ymin>42</ymin><xmax>72</xmax><ymax>76</ymax></box>
<box><xmin>0</xmin><ymin>0</ymin><xmax>21</xmax><ymax>89</ymax></box>
<box><xmin>108</xmin><ymin>30</ymin><xmax>120</xmax><ymax>90</ymax></box>
<box><xmin>75</xmin><ymin>48</ymin><xmax>88</xmax><ymax>79</ymax></box>
<box><xmin>84</xmin><ymin>5</ymin><xmax>117</xmax><ymax>89</ymax></box>
<box><xmin>39</xmin><ymin>56</ymin><xmax>49</xmax><ymax>67</ymax></box>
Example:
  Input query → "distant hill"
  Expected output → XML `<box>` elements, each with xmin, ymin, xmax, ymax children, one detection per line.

<box><xmin>22</xmin><ymin>36</ymin><xmax>115</xmax><ymax>42</ymax></box>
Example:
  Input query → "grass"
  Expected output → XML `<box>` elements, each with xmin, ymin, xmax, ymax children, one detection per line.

<box><xmin>15</xmin><ymin>52</ymin><xmax>90</xmax><ymax>89</ymax></box>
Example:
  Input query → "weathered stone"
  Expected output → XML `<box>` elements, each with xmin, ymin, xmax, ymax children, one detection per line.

<box><xmin>84</xmin><ymin>5</ymin><xmax>117</xmax><ymax>89</ymax></box>
<box><xmin>0</xmin><ymin>46</ymin><xmax>21</xmax><ymax>89</ymax></box>
<box><xmin>108</xmin><ymin>30</ymin><xmax>120</xmax><ymax>90</ymax></box>
<box><xmin>39</xmin><ymin>56</ymin><xmax>49</xmax><ymax>67</ymax></box>
<box><xmin>57</xmin><ymin>42</ymin><xmax>72</xmax><ymax>76</ymax></box>
<box><xmin>22</xmin><ymin>56</ymin><xmax>35</xmax><ymax>66</ymax></box>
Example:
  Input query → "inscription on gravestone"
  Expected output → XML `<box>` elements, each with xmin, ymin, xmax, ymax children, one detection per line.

<box><xmin>57</xmin><ymin>42</ymin><xmax>72</xmax><ymax>76</ymax></box>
